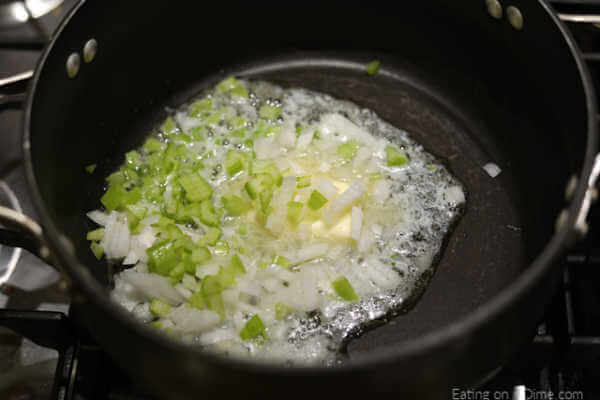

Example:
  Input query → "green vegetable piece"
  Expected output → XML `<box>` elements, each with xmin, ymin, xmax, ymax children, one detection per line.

<box><xmin>222</xmin><ymin>194</ymin><xmax>250</xmax><ymax>216</ymax></box>
<box><xmin>199</xmin><ymin>200</ymin><xmax>219</xmax><ymax>227</ymax></box>
<box><xmin>179</xmin><ymin>173</ymin><xmax>213</xmax><ymax>202</ymax></box>
<box><xmin>191</xmin><ymin>246</ymin><xmax>211</xmax><ymax>265</ymax></box>
<box><xmin>126</xmin><ymin>203</ymin><xmax>148</xmax><ymax>220</ymax></box>
<box><xmin>225</xmin><ymin>150</ymin><xmax>244</xmax><ymax>177</ymax></box>
<box><xmin>337</xmin><ymin>140</ymin><xmax>360</xmax><ymax>160</ymax></box>
<box><xmin>85</xmin><ymin>164</ymin><xmax>97</xmax><ymax>174</ymax></box>
<box><xmin>275</xmin><ymin>302</ymin><xmax>293</xmax><ymax>320</ymax></box>
<box><xmin>332</xmin><ymin>277</ymin><xmax>358</xmax><ymax>301</ymax></box>
<box><xmin>217</xmin><ymin>76</ymin><xmax>248</xmax><ymax>98</ymax></box>
<box><xmin>259</xmin><ymin>261</ymin><xmax>270</xmax><ymax>269</ymax></box>
<box><xmin>426</xmin><ymin>164</ymin><xmax>437</xmax><ymax>171</ymax></box>
<box><xmin>189</xmin><ymin>291</ymin><xmax>205</xmax><ymax>310</ymax></box>
<box><xmin>258</xmin><ymin>104</ymin><xmax>282</xmax><ymax>120</ymax></box>
<box><xmin>202</xmin><ymin>227</ymin><xmax>221</xmax><ymax>246</ymax></box>
<box><xmin>366</xmin><ymin>60</ymin><xmax>381</xmax><ymax>75</ymax></box>
<box><xmin>147</xmin><ymin>240</ymin><xmax>179</xmax><ymax>276</ymax></box>
<box><xmin>101</xmin><ymin>185</ymin><xmax>140</xmax><ymax>211</ymax></box>
<box><xmin>144</xmin><ymin>137</ymin><xmax>163</xmax><ymax>153</ymax></box>
<box><xmin>169</xmin><ymin>262</ymin><xmax>186</xmax><ymax>282</ymax></box>
<box><xmin>189</xmin><ymin>98</ymin><xmax>213</xmax><ymax>117</ymax></box>
<box><xmin>216</xmin><ymin>266</ymin><xmax>236</xmax><ymax>288</ymax></box>
<box><xmin>90</xmin><ymin>242</ymin><xmax>104</xmax><ymax>259</ymax></box>
<box><xmin>244</xmin><ymin>180</ymin><xmax>259</xmax><ymax>200</ymax></box>
<box><xmin>259</xmin><ymin>189</ymin><xmax>273</xmax><ymax>213</ymax></box>
<box><xmin>86</xmin><ymin>228</ymin><xmax>104</xmax><ymax>241</ymax></box>
<box><xmin>161</xmin><ymin>116</ymin><xmax>178</xmax><ymax>136</ymax></box>
<box><xmin>204</xmin><ymin>293</ymin><xmax>225</xmax><ymax>316</ymax></box>
<box><xmin>228</xmin><ymin>254</ymin><xmax>246</xmax><ymax>276</ymax></box>
<box><xmin>214</xmin><ymin>241</ymin><xmax>229</xmax><ymax>256</ymax></box>
<box><xmin>307</xmin><ymin>190</ymin><xmax>328</xmax><ymax>211</ymax></box>
<box><xmin>286</xmin><ymin>201</ymin><xmax>304</xmax><ymax>224</ymax></box>
<box><xmin>202</xmin><ymin>275</ymin><xmax>224</xmax><ymax>296</ymax></box>
<box><xmin>385</xmin><ymin>145</ymin><xmax>408</xmax><ymax>167</ymax></box>
<box><xmin>150</xmin><ymin>298</ymin><xmax>172</xmax><ymax>317</ymax></box>
<box><xmin>240</xmin><ymin>315</ymin><xmax>266</xmax><ymax>341</ymax></box>
<box><xmin>296</xmin><ymin>176</ymin><xmax>311</xmax><ymax>188</ymax></box>
<box><xmin>125</xmin><ymin>150</ymin><xmax>141</xmax><ymax>169</ymax></box>
<box><xmin>274</xmin><ymin>255</ymin><xmax>290</xmax><ymax>269</ymax></box>
<box><xmin>368</xmin><ymin>172</ymin><xmax>382</xmax><ymax>181</ymax></box>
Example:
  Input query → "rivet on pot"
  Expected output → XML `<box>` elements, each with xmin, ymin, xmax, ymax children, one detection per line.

<box><xmin>66</xmin><ymin>53</ymin><xmax>80</xmax><ymax>78</ymax></box>
<box><xmin>83</xmin><ymin>39</ymin><xmax>98</xmax><ymax>63</ymax></box>
<box><xmin>565</xmin><ymin>175</ymin><xmax>578</xmax><ymax>201</ymax></box>
<box><xmin>506</xmin><ymin>6</ymin><xmax>524</xmax><ymax>30</ymax></box>
<box><xmin>485</xmin><ymin>0</ymin><xmax>503</xmax><ymax>19</ymax></box>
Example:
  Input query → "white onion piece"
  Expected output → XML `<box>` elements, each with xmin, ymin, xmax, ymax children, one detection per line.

<box><xmin>266</xmin><ymin>176</ymin><xmax>296</xmax><ymax>234</ymax></box>
<box><xmin>278</xmin><ymin>123</ymin><xmax>297</xmax><ymax>148</ymax></box>
<box><xmin>296</xmin><ymin>129</ymin><xmax>314</xmax><ymax>149</ymax></box>
<box><xmin>132</xmin><ymin>303</ymin><xmax>154</xmax><ymax>323</ymax></box>
<box><xmin>444</xmin><ymin>186</ymin><xmax>465</xmax><ymax>205</ymax></box>
<box><xmin>319</xmin><ymin>113</ymin><xmax>375</xmax><ymax>146</ymax></box>
<box><xmin>110</xmin><ymin>277</ymin><xmax>144</xmax><ymax>312</ymax></box>
<box><xmin>293</xmin><ymin>243</ymin><xmax>329</xmax><ymax>265</ymax></box>
<box><xmin>298</xmin><ymin>220</ymin><xmax>312</xmax><ymax>241</ymax></box>
<box><xmin>168</xmin><ymin>305</ymin><xmax>220</xmax><ymax>333</ymax></box>
<box><xmin>121</xmin><ymin>270</ymin><xmax>185</xmax><ymax>306</ymax></box>
<box><xmin>254</xmin><ymin>137</ymin><xmax>281</xmax><ymax>160</ymax></box>
<box><xmin>195</xmin><ymin>263</ymin><xmax>220</xmax><ymax>279</ymax></box>
<box><xmin>323</xmin><ymin>181</ymin><xmax>366</xmax><ymax>226</ymax></box>
<box><xmin>175</xmin><ymin>111</ymin><xmax>202</xmax><ymax>132</ymax></box>
<box><xmin>353</xmin><ymin>147</ymin><xmax>371</xmax><ymax>167</ymax></box>
<box><xmin>199</xmin><ymin>328</ymin><xmax>237</xmax><ymax>345</ymax></box>
<box><xmin>483</xmin><ymin>162</ymin><xmax>502</xmax><ymax>178</ymax></box>
<box><xmin>351</xmin><ymin>206</ymin><xmax>363</xmax><ymax>243</ymax></box>
<box><xmin>87</xmin><ymin>210</ymin><xmax>109</xmax><ymax>226</ymax></box>
<box><xmin>174</xmin><ymin>284</ymin><xmax>193</xmax><ymax>300</ymax></box>
<box><xmin>140</xmin><ymin>214</ymin><xmax>160</xmax><ymax>226</ymax></box>
<box><xmin>372</xmin><ymin>179</ymin><xmax>390</xmax><ymax>204</ymax></box>
<box><xmin>312</xmin><ymin>177</ymin><xmax>338</xmax><ymax>200</ymax></box>
<box><xmin>102</xmin><ymin>215</ymin><xmax>130</xmax><ymax>260</ymax></box>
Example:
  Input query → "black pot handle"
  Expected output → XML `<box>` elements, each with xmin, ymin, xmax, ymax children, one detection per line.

<box><xmin>0</xmin><ymin>206</ymin><xmax>53</xmax><ymax>264</ymax></box>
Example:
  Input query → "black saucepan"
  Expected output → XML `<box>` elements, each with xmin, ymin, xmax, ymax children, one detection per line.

<box><xmin>0</xmin><ymin>1</ymin><xmax>599</xmax><ymax>399</ymax></box>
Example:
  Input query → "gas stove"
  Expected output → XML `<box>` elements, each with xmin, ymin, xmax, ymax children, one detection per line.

<box><xmin>0</xmin><ymin>2</ymin><xmax>599</xmax><ymax>399</ymax></box>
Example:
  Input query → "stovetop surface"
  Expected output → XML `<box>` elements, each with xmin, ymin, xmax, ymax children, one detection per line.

<box><xmin>0</xmin><ymin>1</ymin><xmax>599</xmax><ymax>399</ymax></box>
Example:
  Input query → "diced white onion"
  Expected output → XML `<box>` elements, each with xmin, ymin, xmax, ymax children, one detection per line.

<box><xmin>319</xmin><ymin>113</ymin><xmax>375</xmax><ymax>146</ymax></box>
<box><xmin>296</xmin><ymin>129</ymin><xmax>314</xmax><ymax>149</ymax></box>
<box><xmin>312</xmin><ymin>178</ymin><xmax>338</xmax><ymax>200</ymax></box>
<box><xmin>293</xmin><ymin>243</ymin><xmax>329</xmax><ymax>265</ymax></box>
<box><xmin>254</xmin><ymin>137</ymin><xmax>281</xmax><ymax>160</ymax></box>
<box><xmin>168</xmin><ymin>305</ymin><xmax>220</xmax><ymax>333</ymax></box>
<box><xmin>444</xmin><ymin>186</ymin><xmax>465</xmax><ymax>205</ymax></box>
<box><xmin>351</xmin><ymin>206</ymin><xmax>363</xmax><ymax>243</ymax></box>
<box><xmin>483</xmin><ymin>162</ymin><xmax>502</xmax><ymax>178</ymax></box>
<box><xmin>323</xmin><ymin>181</ymin><xmax>366</xmax><ymax>226</ymax></box>
<box><xmin>175</xmin><ymin>111</ymin><xmax>202</xmax><ymax>132</ymax></box>
<box><xmin>101</xmin><ymin>214</ymin><xmax>130</xmax><ymax>260</ymax></box>
<box><xmin>87</xmin><ymin>210</ymin><xmax>109</xmax><ymax>226</ymax></box>
<box><xmin>372</xmin><ymin>179</ymin><xmax>390</xmax><ymax>204</ymax></box>
<box><xmin>278</xmin><ymin>123</ymin><xmax>297</xmax><ymax>148</ymax></box>
<box><xmin>266</xmin><ymin>176</ymin><xmax>296</xmax><ymax>234</ymax></box>
<box><xmin>121</xmin><ymin>270</ymin><xmax>185</xmax><ymax>306</ymax></box>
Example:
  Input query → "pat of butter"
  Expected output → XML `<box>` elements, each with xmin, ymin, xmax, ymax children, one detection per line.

<box><xmin>311</xmin><ymin>213</ymin><xmax>352</xmax><ymax>239</ymax></box>
<box><xmin>332</xmin><ymin>180</ymin><xmax>349</xmax><ymax>193</ymax></box>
